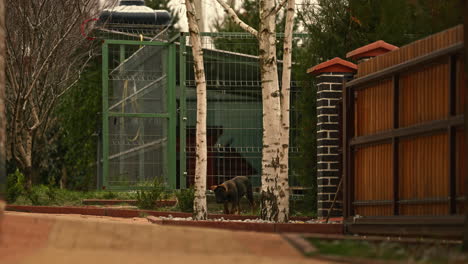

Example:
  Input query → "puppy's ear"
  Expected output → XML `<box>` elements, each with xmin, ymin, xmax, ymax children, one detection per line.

<box><xmin>210</xmin><ymin>185</ymin><xmax>218</xmax><ymax>191</ymax></box>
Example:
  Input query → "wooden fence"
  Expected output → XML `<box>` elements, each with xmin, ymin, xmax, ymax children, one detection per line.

<box><xmin>343</xmin><ymin>25</ymin><xmax>465</xmax><ymax>238</ymax></box>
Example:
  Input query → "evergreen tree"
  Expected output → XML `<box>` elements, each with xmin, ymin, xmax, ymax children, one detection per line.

<box><xmin>51</xmin><ymin>61</ymin><xmax>102</xmax><ymax>190</ymax></box>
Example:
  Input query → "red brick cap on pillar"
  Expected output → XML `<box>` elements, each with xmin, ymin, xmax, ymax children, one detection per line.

<box><xmin>307</xmin><ymin>57</ymin><xmax>357</xmax><ymax>76</ymax></box>
<box><xmin>346</xmin><ymin>40</ymin><xmax>398</xmax><ymax>60</ymax></box>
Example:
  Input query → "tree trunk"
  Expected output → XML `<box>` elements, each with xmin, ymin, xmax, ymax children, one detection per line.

<box><xmin>214</xmin><ymin>0</ymin><xmax>294</xmax><ymax>222</ymax></box>
<box><xmin>277</xmin><ymin>0</ymin><xmax>295</xmax><ymax>223</ymax></box>
<box><xmin>60</xmin><ymin>167</ymin><xmax>67</xmax><ymax>189</ymax></box>
<box><xmin>186</xmin><ymin>0</ymin><xmax>208</xmax><ymax>220</ymax></box>
<box><xmin>259</xmin><ymin>0</ymin><xmax>283</xmax><ymax>222</ymax></box>
<box><xmin>16</xmin><ymin>131</ymin><xmax>34</xmax><ymax>190</ymax></box>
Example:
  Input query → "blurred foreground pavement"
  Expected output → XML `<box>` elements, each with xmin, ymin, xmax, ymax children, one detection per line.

<box><xmin>0</xmin><ymin>212</ymin><xmax>331</xmax><ymax>264</ymax></box>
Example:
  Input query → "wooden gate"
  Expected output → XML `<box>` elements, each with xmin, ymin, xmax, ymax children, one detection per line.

<box><xmin>343</xmin><ymin>25</ymin><xmax>465</xmax><ymax>238</ymax></box>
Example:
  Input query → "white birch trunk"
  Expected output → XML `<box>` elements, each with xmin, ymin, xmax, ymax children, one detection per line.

<box><xmin>277</xmin><ymin>0</ymin><xmax>295</xmax><ymax>223</ymax></box>
<box><xmin>186</xmin><ymin>0</ymin><xmax>208</xmax><ymax>220</ymax></box>
<box><xmin>258</xmin><ymin>0</ymin><xmax>282</xmax><ymax>222</ymax></box>
<box><xmin>215</xmin><ymin>0</ymin><xmax>294</xmax><ymax>222</ymax></box>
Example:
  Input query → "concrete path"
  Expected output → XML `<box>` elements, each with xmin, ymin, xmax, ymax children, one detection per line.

<box><xmin>0</xmin><ymin>212</ymin><xmax>331</xmax><ymax>264</ymax></box>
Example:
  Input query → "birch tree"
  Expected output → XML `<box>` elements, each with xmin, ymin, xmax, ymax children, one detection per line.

<box><xmin>215</xmin><ymin>0</ymin><xmax>295</xmax><ymax>222</ymax></box>
<box><xmin>185</xmin><ymin>0</ymin><xmax>208</xmax><ymax>220</ymax></box>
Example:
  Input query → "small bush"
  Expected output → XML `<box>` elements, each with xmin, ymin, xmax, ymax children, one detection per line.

<box><xmin>6</xmin><ymin>169</ymin><xmax>25</xmax><ymax>203</ymax></box>
<box><xmin>25</xmin><ymin>185</ymin><xmax>48</xmax><ymax>205</ymax></box>
<box><xmin>45</xmin><ymin>185</ymin><xmax>58</xmax><ymax>202</ymax></box>
<box><xmin>135</xmin><ymin>178</ymin><xmax>166</xmax><ymax>210</ymax></box>
<box><xmin>175</xmin><ymin>187</ymin><xmax>194</xmax><ymax>213</ymax></box>
<box><xmin>102</xmin><ymin>191</ymin><xmax>117</xmax><ymax>199</ymax></box>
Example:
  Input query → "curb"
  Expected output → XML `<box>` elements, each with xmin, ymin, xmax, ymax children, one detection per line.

<box><xmin>5</xmin><ymin>205</ymin><xmax>321</xmax><ymax>222</ymax></box>
<box><xmin>146</xmin><ymin>216</ymin><xmax>343</xmax><ymax>235</ymax></box>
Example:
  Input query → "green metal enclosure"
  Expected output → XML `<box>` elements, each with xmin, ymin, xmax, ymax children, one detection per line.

<box><xmin>100</xmin><ymin>33</ymin><xmax>308</xmax><ymax>191</ymax></box>
<box><xmin>101</xmin><ymin>40</ymin><xmax>177</xmax><ymax>190</ymax></box>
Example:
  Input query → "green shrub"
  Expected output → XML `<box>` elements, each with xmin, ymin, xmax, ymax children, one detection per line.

<box><xmin>175</xmin><ymin>187</ymin><xmax>194</xmax><ymax>213</ymax></box>
<box><xmin>102</xmin><ymin>191</ymin><xmax>117</xmax><ymax>199</ymax></box>
<box><xmin>135</xmin><ymin>178</ymin><xmax>166</xmax><ymax>210</ymax></box>
<box><xmin>6</xmin><ymin>169</ymin><xmax>25</xmax><ymax>203</ymax></box>
<box><xmin>45</xmin><ymin>185</ymin><xmax>58</xmax><ymax>202</ymax></box>
<box><xmin>25</xmin><ymin>185</ymin><xmax>45</xmax><ymax>205</ymax></box>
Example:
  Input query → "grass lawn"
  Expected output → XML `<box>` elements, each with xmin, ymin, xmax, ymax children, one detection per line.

<box><xmin>306</xmin><ymin>238</ymin><xmax>467</xmax><ymax>264</ymax></box>
<box><xmin>8</xmin><ymin>185</ymin><xmax>316</xmax><ymax>217</ymax></box>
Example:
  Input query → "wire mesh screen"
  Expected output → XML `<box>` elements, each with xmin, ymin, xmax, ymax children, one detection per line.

<box><xmin>182</xmin><ymin>33</ymin><xmax>305</xmax><ymax>189</ymax></box>
<box><xmin>106</xmin><ymin>43</ymin><xmax>170</xmax><ymax>188</ymax></box>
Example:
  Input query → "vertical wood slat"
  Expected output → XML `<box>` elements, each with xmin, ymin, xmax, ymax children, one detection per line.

<box><xmin>343</xmin><ymin>85</ymin><xmax>356</xmax><ymax>218</ymax></box>
<box><xmin>393</xmin><ymin>74</ymin><xmax>400</xmax><ymax>215</ymax></box>
<box><xmin>449</xmin><ymin>55</ymin><xmax>457</xmax><ymax>214</ymax></box>
<box><xmin>342</xmin><ymin>83</ymin><xmax>349</xmax><ymax>219</ymax></box>
<box><xmin>349</xmin><ymin>88</ymin><xmax>356</xmax><ymax>217</ymax></box>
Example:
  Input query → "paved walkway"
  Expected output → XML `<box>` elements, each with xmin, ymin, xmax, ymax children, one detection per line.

<box><xmin>1</xmin><ymin>212</ymin><xmax>332</xmax><ymax>264</ymax></box>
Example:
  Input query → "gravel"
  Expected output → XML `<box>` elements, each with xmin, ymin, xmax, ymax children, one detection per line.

<box><xmin>157</xmin><ymin>215</ymin><xmax>341</xmax><ymax>224</ymax></box>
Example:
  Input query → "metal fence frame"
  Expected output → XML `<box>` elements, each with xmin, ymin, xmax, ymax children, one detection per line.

<box><xmin>101</xmin><ymin>39</ymin><xmax>177</xmax><ymax>190</ymax></box>
<box><xmin>100</xmin><ymin>32</ymin><xmax>311</xmax><ymax>191</ymax></box>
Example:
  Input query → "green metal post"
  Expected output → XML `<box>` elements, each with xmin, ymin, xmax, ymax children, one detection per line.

<box><xmin>167</xmin><ymin>43</ymin><xmax>177</xmax><ymax>189</ymax></box>
<box><xmin>102</xmin><ymin>42</ymin><xmax>110</xmax><ymax>189</ymax></box>
<box><xmin>119</xmin><ymin>45</ymin><xmax>126</xmax><ymax>180</ymax></box>
<box><xmin>179</xmin><ymin>34</ymin><xmax>187</xmax><ymax>189</ymax></box>
<box><xmin>119</xmin><ymin>44</ymin><xmax>125</xmax><ymax>62</ymax></box>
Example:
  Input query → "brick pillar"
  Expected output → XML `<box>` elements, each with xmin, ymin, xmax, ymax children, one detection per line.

<box><xmin>307</xmin><ymin>57</ymin><xmax>357</xmax><ymax>218</ymax></box>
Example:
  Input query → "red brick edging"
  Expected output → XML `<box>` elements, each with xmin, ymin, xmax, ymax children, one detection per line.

<box><xmin>5</xmin><ymin>205</ymin><xmax>343</xmax><ymax>234</ymax></box>
<box><xmin>5</xmin><ymin>205</ymin><xmax>319</xmax><ymax>221</ymax></box>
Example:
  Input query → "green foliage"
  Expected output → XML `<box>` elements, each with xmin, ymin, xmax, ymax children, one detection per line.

<box><xmin>175</xmin><ymin>187</ymin><xmax>194</xmax><ymax>213</ymax></box>
<box><xmin>135</xmin><ymin>178</ymin><xmax>167</xmax><ymax>210</ymax></box>
<box><xmin>12</xmin><ymin>187</ymin><xmax>135</xmax><ymax>206</ymax></box>
<box><xmin>307</xmin><ymin>239</ymin><xmax>407</xmax><ymax>260</ymax></box>
<box><xmin>101</xmin><ymin>191</ymin><xmax>117</xmax><ymax>199</ymax></box>
<box><xmin>307</xmin><ymin>239</ymin><xmax>466</xmax><ymax>263</ymax></box>
<box><xmin>289</xmin><ymin>194</ymin><xmax>317</xmax><ymax>217</ymax></box>
<box><xmin>52</xmin><ymin>60</ymin><xmax>102</xmax><ymax>190</ymax></box>
<box><xmin>6</xmin><ymin>169</ymin><xmax>25</xmax><ymax>203</ymax></box>
<box><xmin>297</xmin><ymin>0</ymin><xmax>463</xmax><ymax>67</ymax></box>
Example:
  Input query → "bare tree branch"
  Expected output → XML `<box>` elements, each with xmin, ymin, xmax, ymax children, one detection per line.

<box><xmin>215</xmin><ymin>0</ymin><xmax>258</xmax><ymax>37</ymax></box>
<box><xmin>268</xmin><ymin>0</ymin><xmax>288</xmax><ymax>18</ymax></box>
<box><xmin>5</xmin><ymin>0</ymin><xmax>100</xmax><ymax>185</ymax></box>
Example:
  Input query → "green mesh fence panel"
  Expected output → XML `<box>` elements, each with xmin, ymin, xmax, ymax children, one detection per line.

<box><xmin>101</xmin><ymin>32</ymin><xmax>310</xmax><ymax>191</ymax></box>
<box><xmin>181</xmin><ymin>33</ymin><xmax>307</xmax><ymax>190</ymax></box>
<box><xmin>104</xmin><ymin>43</ymin><xmax>172</xmax><ymax>189</ymax></box>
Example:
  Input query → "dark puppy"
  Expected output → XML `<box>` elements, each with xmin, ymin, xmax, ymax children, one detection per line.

<box><xmin>210</xmin><ymin>176</ymin><xmax>254</xmax><ymax>215</ymax></box>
